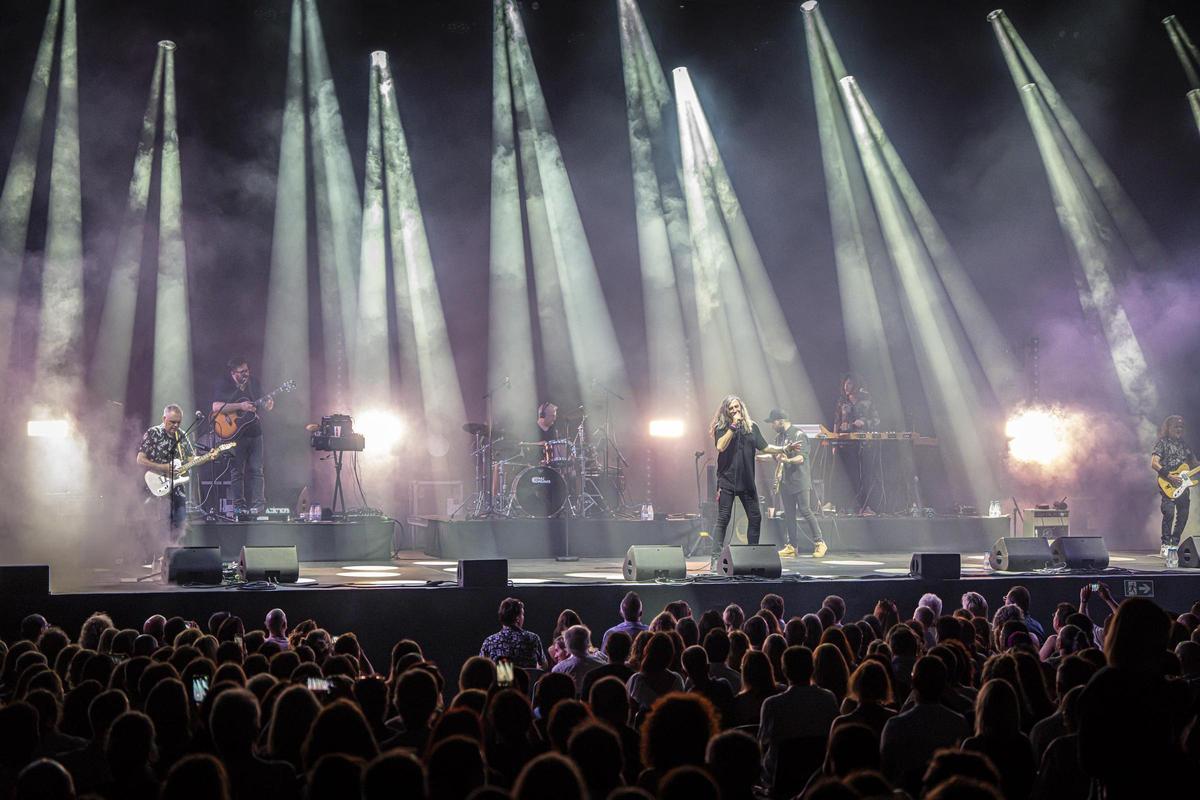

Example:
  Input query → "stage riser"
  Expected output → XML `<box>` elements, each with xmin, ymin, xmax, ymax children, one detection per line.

<box><xmin>420</xmin><ymin>516</ymin><xmax>1009</xmax><ymax>560</ymax></box>
<box><xmin>183</xmin><ymin>521</ymin><xmax>394</xmax><ymax>561</ymax></box>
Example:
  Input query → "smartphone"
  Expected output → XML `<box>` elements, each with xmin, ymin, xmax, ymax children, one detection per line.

<box><xmin>1090</xmin><ymin>583</ymin><xmax>1100</xmax><ymax>591</ymax></box>
<box><xmin>496</xmin><ymin>660</ymin><xmax>515</xmax><ymax>688</ymax></box>
<box><xmin>191</xmin><ymin>675</ymin><xmax>210</xmax><ymax>704</ymax></box>
<box><xmin>307</xmin><ymin>677</ymin><xmax>331</xmax><ymax>694</ymax></box>
<box><xmin>234</xmin><ymin>635</ymin><xmax>243</xmax><ymax>648</ymax></box>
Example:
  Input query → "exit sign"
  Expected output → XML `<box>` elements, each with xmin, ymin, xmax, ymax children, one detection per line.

<box><xmin>1124</xmin><ymin>579</ymin><xmax>1154</xmax><ymax>598</ymax></box>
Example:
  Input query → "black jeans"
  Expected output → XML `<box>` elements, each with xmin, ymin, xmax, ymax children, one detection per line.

<box><xmin>781</xmin><ymin>485</ymin><xmax>823</xmax><ymax>546</ymax></box>
<box><xmin>715</xmin><ymin>488</ymin><xmax>762</xmax><ymax>547</ymax></box>
<box><xmin>1161</xmin><ymin>490</ymin><xmax>1190</xmax><ymax>547</ymax></box>
<box><xmin>230</xmin><ymin>434</ymin><xmax>266</xmax><ymax>509</ymax></box>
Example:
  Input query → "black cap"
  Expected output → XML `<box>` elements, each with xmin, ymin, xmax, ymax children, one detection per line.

<box><xmin>765</xmin><ymin>408</ymin><xmax>788</xmax><ymax>422</ymax></box>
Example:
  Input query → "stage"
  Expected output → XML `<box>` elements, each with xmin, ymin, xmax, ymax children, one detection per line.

<box><xmin>415</xmin><ymin>514</ymin><xmax>1012</xmax><ymax>560</ymax></box>
<box><xmin>7</xmin><ymin>534</ymin><xmax>1200</xmax><ymax>699</ymax></box>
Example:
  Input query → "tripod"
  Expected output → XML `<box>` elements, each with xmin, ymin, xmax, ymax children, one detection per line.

<box><xmin>329</xmin><ymin>450</ymin><xmax>348</xmax><ymax>518</ymax></box>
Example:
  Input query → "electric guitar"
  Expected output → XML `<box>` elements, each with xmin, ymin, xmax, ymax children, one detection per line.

<box><xmin>772</xmin><ymin>446</ymin><xmax>806</xmax><ymax>495</ymax></box>
<box><xmin>212</xmin><ymin>379</ymin><xmax>296</xmax><ymax>441</ymax></box>
<box><xmin>144</xmin><ymin>442</ymin><xmax>236</xmax><ymax>497</ymax></box>
<box><xmin>1159</xmin><ymin>463</ymin><xmax>1200</xmax><ymax>500</ymax></box>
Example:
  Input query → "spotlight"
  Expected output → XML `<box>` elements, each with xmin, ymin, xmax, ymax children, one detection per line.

<box><xmin>801</xmin><ymin>1</ymin><xmax>819</xmax><ymax>12</ymax></box>
<box><xmin>157</xmin><ymin>40</ymin><xmax>176</xmax><ymax>51</ymax></box>
<box><xmin>355</xmin><ymin>410</ymin><xmax>406</xmax><ymax>452</ymax></box>
<box><xmin>1005</xmin><ymin>406</ymin><xmax>1074</xmax><ymax>467</ymax></box>
<box><xmin>648</xmin><ymin>419</ymin><xmax>685</xmax><ymax>439</ymax></box>
<box><xmin>26</xmin><ymin>419</ymin><xmax>69</xmax><ymax>438</ymax></box>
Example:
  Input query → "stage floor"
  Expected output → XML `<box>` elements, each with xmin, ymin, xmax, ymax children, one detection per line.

<box><xmin>66</xmin><ymin>547</ymin><xmax>1174</xmax><ymax>593</ymax></box>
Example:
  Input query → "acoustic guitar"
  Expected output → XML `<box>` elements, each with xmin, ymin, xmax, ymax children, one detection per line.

<box><xmin>212</xmin><ymin>379</ymin><xmax>296</xmax><ymax>441</ymax></box>
<box><xmin>1159</xmin><ymin>463</ymin><xmax>1200</xmax><ymax>500</ymax></box>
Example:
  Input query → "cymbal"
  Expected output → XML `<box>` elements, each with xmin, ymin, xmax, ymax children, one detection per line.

<box><xmin>463</xmin><ymin>422</ymin><xmax>504</xmax><ymax>437</ymax></box>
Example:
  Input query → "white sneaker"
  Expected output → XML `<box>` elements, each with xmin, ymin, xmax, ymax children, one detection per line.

<box><xmin>1160</xmin><ymin>544</ymin><xmax>1170</xmax><ymax>559</ymax></box>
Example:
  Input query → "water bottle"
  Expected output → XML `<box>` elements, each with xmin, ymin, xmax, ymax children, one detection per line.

<box><xmin>988</xmin><ymin>500</ymin><xmax>1001</xmax><ymax>518</ymax></box>
<box><xmin>1167</xmin><ymin>546</ymin><xmax>1179</xmax><ymax>569</ymax></box>
<box><xmin>640</xmin><ymin>503</ymin><xmax>653</xmax><ymax>521</ymax></box>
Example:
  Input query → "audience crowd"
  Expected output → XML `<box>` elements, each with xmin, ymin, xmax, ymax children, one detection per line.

<box><xmin>1</xmin><ymin>581</ymin><xmax>1197</xmax><ymax>800</ymax></box>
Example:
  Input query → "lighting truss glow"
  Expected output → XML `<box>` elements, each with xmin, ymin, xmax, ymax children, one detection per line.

<box><xmin>91</xmin><ymin>46</ymin><xmax>165</xmax><ymax>419</ymax></box>
<box><xmin>991</xmin><ymin>10</ymin><xmax>1160</xmax><ymax>443</ymax></box>
<box><xmin>34</xmin><ymin>0</ymin><xmax>83</xmax><ymax>406</ymax></box>
<box><xmin>487</xmin><ymin>0</ymin><xmax>537</xmax><ymax>436</ymax></box>
<box><xmin>0</xmin><ymin>0</ymin><xmax>62</xmax><ymax>376</ymax></box>
<box><xmin>355</xmin><ymin>410</ymin><xmax>406</xmax><ymax>453</ymax></box>
<box><xmin>501</xmin><ymin>0</ymin><xmax>632</xmax><ymax>413</ymax></box>
<box><xmin>26</xmin><ymin>419</ymin><xmax>70</xmax><ymax>438</ymax></box>
<box><xmin>648</xmin><ymin>419</ymin><xmax>685</xmax><ymax>439</ymax></box>
<box><xmin>617</xmin><ymin>0</ymin><xmax>697</xmax><ymax>418</ymax></box>
<box><xmin>150</xmin><ymin>40</ymin><xmax>194</xmax><ymax>416</ymax></box>
<box><xmin>673</xmin><ymin>66</ymin><xmax>821</xmax><ymax>418</ymax></box>
<box><xmin>262</xmin><ymin>0</ymin><xmax>313</xmax><ymax>492</ymax></box>
<box><xmin>303</xmin><ymin>0</ymin><xmax>361</xmax><ymax>408</ymax></box>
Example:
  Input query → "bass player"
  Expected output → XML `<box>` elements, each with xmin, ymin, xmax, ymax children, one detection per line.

<box><xmin>212</xmin><ymin>356</ymin><xmax>273</xmax><ymax>514</ymax></box>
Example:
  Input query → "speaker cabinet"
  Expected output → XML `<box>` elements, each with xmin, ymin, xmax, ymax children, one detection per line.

<box><xmin>624</xmin><ymin>546</ymin><xmax>686</xmax><ymax>581</ymax></box>
<box><xmin>1050</xmin><ymin>537</ymin><xmax>1109</xmax><ymax>570</ymax></box>
<box><xmin>990</xmin><ymin>537</ymin><xmax>1052</xmax><ymax>572</ymax></box>
<box><xmin>457</xmin><ymin>559</ymin><xmax>509</xmax><ymax>587</ymax></box>
<box><xmin>0</xmin><ymin>565</ymin><xmax>50</xmax><ymax>596</ymax></box>
<box><xmin>719</xmin><ymin>544</ymin><xmax>782</xmax><ymax>579</ymax></box>
<box><xmin>165</xmin><ymin>547</ymin><xmax>223</xmax><ymax>585</ymax></box>
<box><xmin>909</xmin><ymin>552</ymin><xmax>960</xmax><ymax>580</ymax></box>
<box><xmin>239</xmin><ymin>546</ymin><xmax>300</xmax><ymax>583</ymax></box>
<box><xmin>1179</xmin><ymin>536</ymin><xmax>1200</xmax><ymax>568</ymax></box>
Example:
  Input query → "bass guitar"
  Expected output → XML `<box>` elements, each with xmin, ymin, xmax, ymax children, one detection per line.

<box><xmin>1159</xmin><ymin>463</ymin><xmax>1200</xmax><ymax>500</ymax></box>
<box><xmin>212</xmin><ymin>379</ymin><xmax>296</xmax><ymax>441</ymax></box>
<box><xmin>145</xmin><ymin>442</ymin><xmax>237</xmax><ymax>497</ymax></box>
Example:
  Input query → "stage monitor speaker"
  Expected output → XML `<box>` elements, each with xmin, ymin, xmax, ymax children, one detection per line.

<box><xmin>719</xmin><ymin>544</ymin><xmax>782</xmax><ymax>579</ymax></box>
<box><xmin>909</xmin><ymin>553</ymin><xmax>960</xmax><ymax>580</ymax></box>
<box><xmin>991</xmin><ymin>537</ymin><xmax>1052</xmax><ymax>572</ymax></box>
<box><xmin>1050</xmin><ymin>537</ymin><xmax>1109</xmax><ymax>570</ymax></box>
<box><xmin>624</xmin><ymin>546</ymin><xmax>686</xmax><ymax>581</ymax></box>
<box><xmin>240</xmin><ymin>546</ymin><xmax>300</xmax><ymax>583</ymax></box>
<box><xmin>458</xmin><ymin>559</ymin><xmax>509</xmax><ymax>588</ymax></box>
<box><xmin>0</xmin><ymin>565</ymin><xmax>50</xmax><ymax>596</ymax></box>
<box><xmin>165</xmin><ymin>547</ymin><xmax>223</xmax><ymax>585</ymax></box>
<box><xmin>1179</xmin><ymin>536</ymin><xmax>1200</xmax><ymax>569</ymax></box>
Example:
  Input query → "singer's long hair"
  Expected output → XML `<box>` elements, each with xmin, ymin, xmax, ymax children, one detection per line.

<box><xmin>710</xmin><ymin>395</ymin><xmax>753</xmax><ymax>440</ymax></box>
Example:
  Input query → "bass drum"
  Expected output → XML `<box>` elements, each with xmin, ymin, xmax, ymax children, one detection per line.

<box><xmin>513</xmin><ymin>465</ymin><xmax>568</xmax><ymax>518</ymax></box>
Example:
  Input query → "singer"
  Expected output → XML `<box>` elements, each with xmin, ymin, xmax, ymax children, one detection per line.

<box><xmin>137</xmin><ymin>403</ymin><xmax>195</xmax><ymax>543</ymax></box>
<box><xmin>708</xmin><ymin>395</ymin><xmax>796</xmax><ymax>568</ymax></box>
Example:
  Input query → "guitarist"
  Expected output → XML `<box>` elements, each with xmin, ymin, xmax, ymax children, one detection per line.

<box><xmin>1152</xmin><ymin>415</ymin><xmax>1195</xmax><ymax>557</ymax></box>
<box><xmin>766</xmin><ymin>408</ymin><xmax>826</xmax><ymax>559</ymax></box>
<box><xmin>212</xmin><ymin>357</ymin><xmax>272</xmax><ymax>514</ymax></box>
<box><xmin>137</xmin><ymin>403</ymin><xmax>193</xmax><ymax>532</ymax></box>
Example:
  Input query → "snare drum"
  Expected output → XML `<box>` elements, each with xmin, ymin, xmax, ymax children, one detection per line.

<box><xmin>542</xmin><ymin>439</ymin><xmax>575</xmax><ymax>466</ymax></box>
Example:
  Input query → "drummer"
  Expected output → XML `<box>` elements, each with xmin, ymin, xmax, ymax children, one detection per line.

<box><xmin>537</xmin><ymin>401</ymin><xmax>559</xmax><ymax>442</ymax></box>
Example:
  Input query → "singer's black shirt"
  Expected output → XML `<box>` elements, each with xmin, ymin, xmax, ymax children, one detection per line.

<box><xmin>714</xmin><ymin>422</ymin><xmax>769</xmax><ymax>493</ymax></box>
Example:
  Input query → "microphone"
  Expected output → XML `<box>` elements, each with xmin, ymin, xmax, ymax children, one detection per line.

<box><xmin>194</xmin><ymin>410</ymin><xmax>205</xmax><ymax>420</ymax></box>
<box><xmin>694</xmin><ymin>450</ymin><xmax>705</xmax><ymax>459</ymax></box>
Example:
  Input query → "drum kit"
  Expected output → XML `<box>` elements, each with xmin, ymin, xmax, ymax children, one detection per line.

<box><xmin>460</xmin><ymin>412</ymin><xmax>628</xmax><ymax>520</ymax></box>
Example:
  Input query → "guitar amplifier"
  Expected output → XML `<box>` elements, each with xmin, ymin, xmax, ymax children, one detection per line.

<box><xmin>236</xmin><ymin>508</ymin><xmax>291</xmax><ymax>522</ymax></box>
<box><xmin>1021</xmin><ymin>509</ymin><xmax>1068</xmax><ymax>538</ymax></box>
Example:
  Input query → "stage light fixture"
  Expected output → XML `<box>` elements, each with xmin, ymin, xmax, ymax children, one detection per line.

<box><xmin>648</xmin><ymin>419</ymin><xmax>685</xmax><ymax>439</ymax></box>
<box><xmin>26</xmin><ymin>419</ymin><xmax>70</xmax><ymax>439</ymax></box>
<box><xmin>354</xmin><ymin>410</ymin><xmax>406</xmax><ymax>453</ymax></box>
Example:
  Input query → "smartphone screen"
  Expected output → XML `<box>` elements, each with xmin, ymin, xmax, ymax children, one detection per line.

<box><xmin>306</xmin><ymin>677</ymin><xmax>331</xmax><ymax>693</ymax></box>
<box><xmin>496</xmin><ymin>660</ymin><xmax>515</xmax><ymax>687</ymax></box>
<box><xmin>191</xmin><ymin>675</ymin><xmax>209</xmax><ymax>704</ymax></box>
<box><xmin>1090</xmin><ymin>583</ymin><xmax>1100</xmax><ymax>591</ymax></box>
